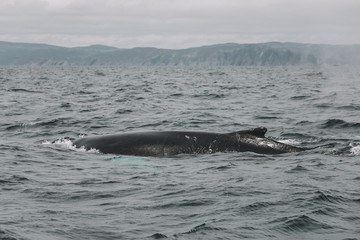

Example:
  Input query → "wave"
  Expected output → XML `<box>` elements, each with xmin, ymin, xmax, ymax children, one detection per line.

<box><xmin>0</xmin><ymin>228</ymin><xmax>20</xmax><ymax>240</ymax></box>
<box><xmin>153</xmin><ymin>198</ymin><xmax>215</xmax><ymax>209</ymax></box>
<box><xmin>60</xmin><ymin>102</ymin><xmax>71</xmax><ymax>108</ymax></box>
<box><xmin>149</xmin><ymin>233</ymin><xmax>168</xmax><ymax>239</ymax></box>
<box><xmin>320</xmin><ymin>119</ymin><xmax>360</xmax><ymax>129</ymax></box>
<box><xmin>285</xmin><ymin>164</ymin><xmax>309</xmax><ymax>173</ymax></box>
<box><xmin>4</xmin><ymin>122</ymin><xmax>37</xmax><ymax>131</ymax></box>
<box><xmin>0</xmin><ymin>175</ymin><xmax>30</xmax><ymax>185</ymax></box>
<box><xmin>183</xmin><ymin>223</ymin><xmax>225</xmax><ymax>234</ymax></box>
<box><xmin>7</xmin><ymin>88</ymin><xmax>43</xmax><ymax>93</ymax></box>
<box><xmin>311</xmin><ymin>190</ymin><xmax>346</xmax><ymax>204</ymax></box>
<box><xmin>115</xmin><ymin>109</ymin><xmax>133</xmax><ymax>114</ymax></box>
<box><xmin>193</xmin><ymin>93</ymin><xmax>227</xmax><ymax>99</ymax></box>
<box><xmin>320</xmin><ymin>142</ymin><xmax>360</xmax><ymax>156</ymax></box>
<box><xmin>29</xmin><ymin>188</ymin><xmax>117</xmax><ymax>202</ymax></box>
<box><xmin>291</xmin><ymin>95</ymin><xmax>311</xmax><ymax>100</ymax></box>
<box><xmin>149</xmin><ymin>223</ymin><xmax>226</xmax><ymax>239</ymax></box>
<box><xmin>200</xmin><ymin>163</ymin><xmax>236</xmax><ymax>172</ymax></box>
<box><xmin>5</xmin><ymin>118</ymin><xmax>74</xmax><ymax>131</ymax></box>
<box><xmin>254</xmin><ymin>115</ymin><xmax>279</xmax><ymax>120</ymax></box>
<box><xmin>242</xmin><ymin>201</ymin><xmax>276</xmax><ymax>212</ymax></box>
<box><xmin>274</xmin><ymin>214</ymin><xmax>333</xmax><ymax>233</ymax></box>
<box><xmin>304</xmin><ymin>71</ymin><xmax>324</xmax><ymax>77</ymax></box>
<box><xmin>176</xmin><ymin>223</ymin><xmax>227</xmax><ymax>238</ymax></box>
<box><xmin>337</xmin><ymin>104</ymin><xmax>360</xmax><ymax>111</ymax></box>
<box><xmin>208</xmin><ymin>71</ymin><xmax>228</xmax><ymax>76</ymax></box>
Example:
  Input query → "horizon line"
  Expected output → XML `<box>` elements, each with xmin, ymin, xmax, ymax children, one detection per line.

<box><xmin>1</xmin><ymin>40</ymin><xmax>359</xmax><ymax>51</ymax></box>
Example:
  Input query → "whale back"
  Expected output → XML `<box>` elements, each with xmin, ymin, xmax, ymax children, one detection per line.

<box><xmin>229</xmin><ymin>127</ymin><xmax>305</xmax><ymax>154</ymax></box>
<box><xmin>72</xmin><ymin>127</ymin><xmax>305</xmax><ymax>156</ymax></box>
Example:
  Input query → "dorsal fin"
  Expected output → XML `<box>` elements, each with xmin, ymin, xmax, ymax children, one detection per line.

<box><xmin>249</xmin><ymin>127</ymin><xmax>267</xmax><ymax>137</ymax></box>
<box><xmin>234</xmin><ymin>127</ymin><xmax>267</xmax><ymax>138</ymax></box>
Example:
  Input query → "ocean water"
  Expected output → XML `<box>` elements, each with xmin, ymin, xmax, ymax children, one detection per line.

<box><xmin>1</xmin><ymin>65</ymin><xmax>359</xmax><ymax>240</ymax></box>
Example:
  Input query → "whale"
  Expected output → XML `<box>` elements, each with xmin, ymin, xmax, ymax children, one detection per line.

<box><xmin>72</xmin><ymin>127</ymin><xmax>305</xmax><ymax>156</ymax></box>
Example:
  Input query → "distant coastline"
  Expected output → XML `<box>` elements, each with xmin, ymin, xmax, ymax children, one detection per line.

<box><xmin>1</xmin><ymin>41</ymin><xmax>359</xmax><ymax>66</ymax></box>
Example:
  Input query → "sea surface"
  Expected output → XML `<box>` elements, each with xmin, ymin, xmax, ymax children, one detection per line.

<box><xmin>1</xmin><ymin>65</ymin><xmax>359</xmax><ymax>240</ymax></box>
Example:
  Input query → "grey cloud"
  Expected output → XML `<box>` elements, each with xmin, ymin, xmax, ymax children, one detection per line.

<box><xmin>0</xmin><ymin>0</ymin><xmax>359</xmax><ymax>48</ymax></box>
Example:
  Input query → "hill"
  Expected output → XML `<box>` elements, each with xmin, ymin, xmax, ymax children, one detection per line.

<box><xmin>0</xmin><ymin>41</ymin><xmax>359</xmax><ymax>66</ymax></box>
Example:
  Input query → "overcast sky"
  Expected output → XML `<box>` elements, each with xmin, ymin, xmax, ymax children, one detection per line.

<box><xmin>0</xmin><ymin>0</ymin><xmax>359</xmax><ymax>49</ymax></box>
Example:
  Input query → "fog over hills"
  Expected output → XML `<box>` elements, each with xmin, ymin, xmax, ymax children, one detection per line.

<box><xmin>0</xmin><ymin>41</ymin><xmax>359</xmax><ymax>66</ymax></box>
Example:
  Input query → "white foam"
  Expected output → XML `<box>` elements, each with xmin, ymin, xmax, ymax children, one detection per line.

<box><xmin>21</xmin><ymin>122</ymin><xmax>36</xmax><ymax>127</ymax></box>
<box><xmin>42</xmin><ymin>138</ymin><xmax>100</xmax><ymax>153</ymax></box>
<box><xmin>350</xmin><ymin>143</ymin><xmax>360</xmax><ymax>155</ymax></box>
<box><xmin>277</xmin><ymin>139</ymin><xmax>300</xmax><ymax>145</ymax></box>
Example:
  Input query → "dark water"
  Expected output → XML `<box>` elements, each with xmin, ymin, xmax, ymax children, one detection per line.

<box><xmin>1</xmin><ymin>65</ymin><xmax>359</xmax><ymax>240</ymax></box>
